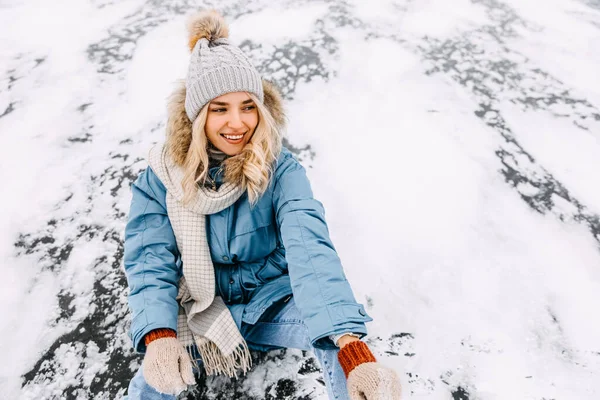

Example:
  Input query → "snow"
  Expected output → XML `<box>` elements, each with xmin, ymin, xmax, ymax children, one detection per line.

<box><xmin>499</xmin><ymin>104</ymin><xmax>600</xmax><ymax>214</ymax></box>
<box><xmin>1</xmin><ymin>0</ymin><xmax>599</xmax><ymax>399</ymax></box>
<box><xmin>233</xmin><ymin>4</ymin><xmax>330</xmax><ymax>45</ymax></box>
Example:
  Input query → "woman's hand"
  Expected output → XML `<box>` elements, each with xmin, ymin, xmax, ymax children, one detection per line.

<box><xmin>338</xmin><ymin>340</ymin><xmax>402</xmax><ymax>399</ymax></box>
<box><xmin>347</xmin><ymin>361</ymin><xmax>402</xmax><ymax>400</ymax></box>
<box><xmin>143</xmin><ymin>337</ymin><xmax>196</xmax><ymax>395</ymax></box>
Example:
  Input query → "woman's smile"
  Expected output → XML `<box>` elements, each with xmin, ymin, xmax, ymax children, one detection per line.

<box><xmin>220</xmin><ymin>131</ymin><xmax>247</xmax><ymax>145</ymax></box>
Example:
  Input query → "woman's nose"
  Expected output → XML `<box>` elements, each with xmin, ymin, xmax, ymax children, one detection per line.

<box><xmin>227</xmin><ymin>110</ymin><xmax>244</xmax><ymax>129</ymax></box>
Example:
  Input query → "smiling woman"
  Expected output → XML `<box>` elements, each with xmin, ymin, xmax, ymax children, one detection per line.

<box><xmin>122</xmin><ymin>8</ymin><xmax>401</xmax><ymax>400</ymax></box>
<box><xmin>179</xmin><ymin>88</ymin><xmax>280</xmax><ymax>206</ymax></box>
<box><xmin>206</xmin><ymin>93</ymin><xmax>258</xmax><ymax>152</ymax></box>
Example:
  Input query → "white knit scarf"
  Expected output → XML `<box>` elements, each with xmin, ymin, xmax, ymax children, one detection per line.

<box><xmin>147</xmin><ymin>143</ymin><xmax>252</xmax><ymax>377</ymax></box>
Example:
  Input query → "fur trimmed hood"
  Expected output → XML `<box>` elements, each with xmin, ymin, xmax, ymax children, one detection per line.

<box><xmin>164</xmin><ymin>79</ymin><xmax>286</xmax><ymax>167</ymax></box>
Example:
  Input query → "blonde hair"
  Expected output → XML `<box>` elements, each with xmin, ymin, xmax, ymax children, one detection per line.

<box><xmin>181</xmin><ymin>93</ymin><xmax>282</xmax><ymax>206</ymax></box>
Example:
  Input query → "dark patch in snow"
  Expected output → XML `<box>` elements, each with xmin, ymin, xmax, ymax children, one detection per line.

<box><xmin>183</xmin><ymin>349</ymin><xmax>321</xmax><ymax>400</ymax></box>
<box><xmin>22</xmin><ymin>250</ymin><xmax>136</xmax><ymax>399</ymax></box>
<box><xmin>419</xmin><ymin>0</ymin><xmax>600</xmax><ymax>246</ymax></box>
<box><xmin>451</xmin><ymin>386</ymin><xmax>470</xmax><ymax>400</ymax></box>
<box><xmin>298</xmin><ymin>357</ymin><xmax>321</xmax><ymax>375</ymax></box>
<box><xmin>57</xmin><ymin>292</ymin><xmax>76</xmax><ymax>322</ymax></box>
<box><xmin>391</xmin><ymin>332</ymin><xmax>414</xmax><ymax>340</ymax></box>
<box><xmin>91</xmin><ymin>0</ymin><xmax>118</xmax><ymax>9</ymax></box>
<box><xmin>78</xmin><ymin>103</ymin><xmax>93</xmax><ymax>112</ymax></box>
<box><xmin>241</xmin><ymin>40</ymin><xmax>333</xmax><ymax>100</ymax></box>
<box><xmin>582</xmin><ymin>0</ymin><xmax>600</xmax><ymax>11</ymax></box>
<box><xmin>384</xmin><ymin>333</ymin><xmax>416</xmax><ymax>359</ymax></box>
<box><xmin>283</xmin><ymin>137</ymin><xmax>316</xmax><ymax>162</ymax></box>
<box><xmin>0</xmin><ymin>102</ymin><xmax>16</xmax><ymax>119</ymax></box>
<box><xmin>14</xmin><ymin>234</ymin><xmax>55</xmax><ymax>254</ymax></box>
<box><xmin>265</xmin><ymin>378</ymin><xmax>298</xmax><ymax>400</ymax></box>
<box><xmin>87</xmin><ymin>0</ymin><xmax>199</xmax><ymax>74</ymax></box>
<box><xmin>1</xmin><ymin>55</ymin><xmax>47</xmax><ymax>119</ymax></box>
<box><xmin>8</xmin><ymin>74</ymin><xmax>19</xmax><ymax>90</ymax></box>
<box><xmin>327</xmin><ymin>3</ymin><xmax>368</xmax><ymax>30</ymax></box>
<box><xmin>15</xmin><ymin>231</ymin><xmax>73</xmax><ymax>270</ymax></box>
<box><xmin>237</xmin><ymin>2</ymin><xmax>352</xmax><ymax>102</ymax></box>
<box><xmin>367</xmin><ymin>333</ymin><xmax>417</xmax><ymax>360</ymax></box>
<box><xmin>86</xmin><ymin>0</ymin><xmax>289</xmax><ymax>74</ymax></box>
<box><xmin>68</xmin><ymin>132</ymin><xmax>93</xmax><ymax>143</ymax></box>
<box><xmin>18</xmin><ymin>153</ymin><xmax>142</xmax><ymax>398</ymax></box>
<box><xmin>92</xmin><ymin>155</ymin><xmax>142</xmax><ymax>198</ymax></box>
<box><xmin>366</xmin><ymin>333</ymin><xmax>415</xmax><ymax>353</ymax></box>
<box><xmin>541</xmin><ymin>306</ymin><xmax>581</xmax><ymax>365</ymax></box>
<box><xmin>405</xmin><ymin>370</ymin><xmax>436</xmax><ymax>396</ymax></box>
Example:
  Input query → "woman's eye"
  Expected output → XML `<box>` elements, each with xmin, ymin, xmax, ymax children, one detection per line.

<box><xmin>243</xmin><ymin>106</ymin><xmax>256</xmax><ymax>111</ymax></box>
<box><xmin>211</xmin><ymin>108</ymin><xmax>226</xmax><ymax>113</ymax></box>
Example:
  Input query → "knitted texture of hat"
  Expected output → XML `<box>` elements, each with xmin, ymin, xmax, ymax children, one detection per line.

<box><xmin>185</xmin><ymin>10</ymin><xmax>263</xmax><ymax>122</ymax></box>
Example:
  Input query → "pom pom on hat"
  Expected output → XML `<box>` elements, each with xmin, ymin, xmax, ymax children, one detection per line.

<box><xmin>187</xmin><ymin>10</ymin><xmax>229</xmax><ymax>51</ymax></box>
<box><xmin>184</xmin><ymin>9</ymin><xmax>263</xmax><ymax>122</ymax></box>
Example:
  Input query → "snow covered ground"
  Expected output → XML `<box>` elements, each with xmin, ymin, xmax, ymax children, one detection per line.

<box><xmin>1</xmin><ymin>0</ymin><xmax>600</xmax><ymax>398</ymax></box>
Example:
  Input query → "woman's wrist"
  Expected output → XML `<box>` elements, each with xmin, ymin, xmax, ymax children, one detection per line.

<box><xmin>338</xmin><ymin>334</ymin><xmax>361</xmax><ymax>348</ymax></box>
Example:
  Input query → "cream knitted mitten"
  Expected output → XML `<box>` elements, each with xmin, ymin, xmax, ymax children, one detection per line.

<box><xmin>143</xmin><ymin>337</ymin><xmax>196</xmax><ymax>395</ymax></box>
<box><xmin>338</xmin><ymin>341</ymin><xmax>402</xmax><ymax>400</ymax></box>
<box><xmin>347</xmin><ymin>362</ymin><xmax>402</xmax><ymax>400</ymax></box>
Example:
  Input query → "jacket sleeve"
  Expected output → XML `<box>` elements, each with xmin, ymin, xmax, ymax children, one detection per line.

<box><xmin>124</xmin><ymin>167</ymin><xmax>181</xmax><ymax>353</ymax></box>
<box><xmin>272</xmin><ymin>151</ymin><xmax>373</xmax><ymax>349</ymax></box>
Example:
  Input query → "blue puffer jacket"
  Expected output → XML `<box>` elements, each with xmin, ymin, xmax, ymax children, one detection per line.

<box><xmin>124</xmin><ymin>147</ymin><xmax>372</xmax><ymax>353</ymax></box>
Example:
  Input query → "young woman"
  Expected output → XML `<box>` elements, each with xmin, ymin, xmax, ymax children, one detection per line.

<box><xmin>123</xmin><ymin>10</ymin><xmax>401</xmax><ymax>400</ymax></box>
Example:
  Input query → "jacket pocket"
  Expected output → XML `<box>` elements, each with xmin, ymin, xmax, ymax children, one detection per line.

<box><xmin>242</xmin><ymin>275</ymin><xmax>293</xmax><ymax>325</ymax></box>
<box><xmin>255</xmin><ymin>247</ymin><xmax>287</xmax><ymax>283</ymax></box>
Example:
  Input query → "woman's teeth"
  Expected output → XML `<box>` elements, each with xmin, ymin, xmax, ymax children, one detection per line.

<box><xmin>223</xmin><ymin>134</ymin><xmax>243</xmax><ymax>140</ymax></box>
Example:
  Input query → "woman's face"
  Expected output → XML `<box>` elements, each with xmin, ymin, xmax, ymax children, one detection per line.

<box><xmin>205</xmin><ymin>91</ymin><xmax>259</xmax><ymax>156</ymax></box>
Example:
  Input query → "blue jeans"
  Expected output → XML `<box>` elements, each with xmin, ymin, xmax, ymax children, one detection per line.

<box><xmin>125</xmin><ymin>299</ymin><xmax>349</xmax><ymax>399</ymax></box>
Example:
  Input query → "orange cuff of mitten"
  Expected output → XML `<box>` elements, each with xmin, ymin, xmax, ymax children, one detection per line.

<box><xmin>144</xmin><ymin>328</ymin><xmax>177</xmax><ymax>347</ymax></box>
<box><xmin>337</xmin><ymin>340</ymin><xmax>377</xmax><ymax>378</ymax></box>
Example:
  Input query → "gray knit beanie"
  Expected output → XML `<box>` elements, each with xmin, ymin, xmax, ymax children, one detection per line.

<box><xmin>185</xmin><ymin>10</ymin><xmax>264</xmax><ymax>122</ymax></box>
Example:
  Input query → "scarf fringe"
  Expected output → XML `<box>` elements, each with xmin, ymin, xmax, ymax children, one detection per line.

<box><xmin>188</xmin><ymin>339</ymin><xmax>253</xmax><ymax>378</ymax></box>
